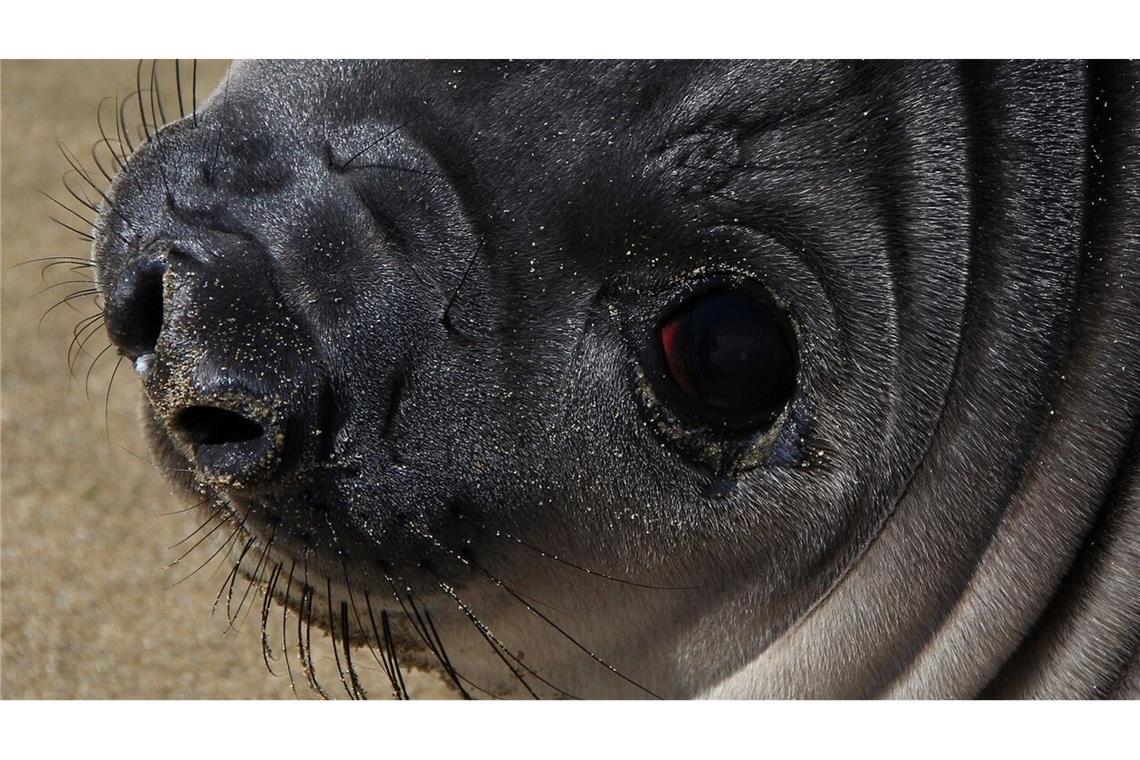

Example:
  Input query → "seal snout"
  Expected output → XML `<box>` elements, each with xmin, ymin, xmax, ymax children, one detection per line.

<box><xmin>102</xmin><ymin>234</ymin><xmax>330</xmax><ymax>493</ymax></box>
<box><xmin>105</xmin><ymin>252</ymin><xmax>167</xmax><ymax>361</ymax></box>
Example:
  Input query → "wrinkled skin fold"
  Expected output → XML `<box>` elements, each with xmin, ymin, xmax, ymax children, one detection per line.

<box><xmin>89</xmin><ymin>60</ymin><xmax>1139</xmax><ymax>698</ymax></box>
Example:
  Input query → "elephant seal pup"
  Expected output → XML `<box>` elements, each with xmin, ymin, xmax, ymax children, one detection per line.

<box><xmin>89</xmin><ymin>60</ymin><xmax>1139</xmax><ymax>698</ymax></box>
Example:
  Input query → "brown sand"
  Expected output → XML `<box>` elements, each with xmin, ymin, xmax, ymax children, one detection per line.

<box><xmin>1</xmin><ymin>60</ymin><xmax>448</xmax><ymax>698</ymax></box>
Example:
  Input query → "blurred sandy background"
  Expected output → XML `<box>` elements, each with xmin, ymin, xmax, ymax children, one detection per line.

<box><xmin>1</xmin><ymin>60</ymin><xmax>446</xmax><ymax>698</ymax></box>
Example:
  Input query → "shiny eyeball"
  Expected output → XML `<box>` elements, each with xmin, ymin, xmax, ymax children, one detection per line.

<box><xmin>658</xmin><ymin>291</ymin><xmax>796</xmax><ymax>428</ymax></box>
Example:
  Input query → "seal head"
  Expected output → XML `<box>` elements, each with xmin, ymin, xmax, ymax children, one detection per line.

<box><xmin>92</xmin><ymin>61</ymin><xmax>1140</xmax><ymax>698</ymax></box>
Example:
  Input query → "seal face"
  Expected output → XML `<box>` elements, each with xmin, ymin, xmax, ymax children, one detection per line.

<box><xmin>90</xmin><ymin>60</ymin><xmax>1140</xmax><ymax>698</ymax></box>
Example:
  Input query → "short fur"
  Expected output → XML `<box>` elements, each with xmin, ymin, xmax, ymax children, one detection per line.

<box><xmin>90</xmin><ymin>61</ymin><xmax>1140</xmax><ymax>698</ymax></box>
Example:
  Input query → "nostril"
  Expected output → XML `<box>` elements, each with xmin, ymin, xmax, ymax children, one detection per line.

<box><xmin>108</xmin><ymin>256</ymin><xmax>166</xmax><ymax>358</ymax></box>
<box><xmin>174</xmin><ymin>405</ymin><xmax>265</xmax><ymax>447</ymax></box>
<box><xmin>171</xmin><ymin>403</ymin><xmax>285</xmax><ymax>485</ymax></box>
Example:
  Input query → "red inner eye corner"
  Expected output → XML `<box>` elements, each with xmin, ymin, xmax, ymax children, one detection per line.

<box><xmin>660</xmin><ymin>317</ymin><xmax>699</xmax><ymax>400</ymax></box>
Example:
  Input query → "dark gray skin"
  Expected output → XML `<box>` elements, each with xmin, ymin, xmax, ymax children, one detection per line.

<box><xmin>91</xmin><ymin>60</ymin><xmax>1140</xmax><ymax>698</ymax></box>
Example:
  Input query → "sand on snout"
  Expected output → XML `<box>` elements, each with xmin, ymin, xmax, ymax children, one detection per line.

<box><xmin>0</xmin><ymin>59</ymin><xmax>450</xmax><ymax>699</ymax></box>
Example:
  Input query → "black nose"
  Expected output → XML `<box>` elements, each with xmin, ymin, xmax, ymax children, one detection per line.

<box><xmin>169</xmin><ymin>401</ymin><xmax>286</xmax><ymax>486</ymax></box>
<box><xmin>105</xmin><ymin>253</ymin><xmax>167</xmax><ymax>359</ymax></box>
<box><xmin>102</xmin><ymin>237</ymin><xmax>324</xmax><ymax>490</ymax></box>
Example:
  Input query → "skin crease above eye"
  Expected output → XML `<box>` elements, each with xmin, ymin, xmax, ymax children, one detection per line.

<box><xmin>79</xmin><ymin>60</ymin><xmax>1140</xmax><ymax>699</ymax></box>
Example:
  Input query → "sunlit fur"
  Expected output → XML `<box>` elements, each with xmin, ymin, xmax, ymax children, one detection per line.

<box><xmin>51</xmin><ymin>60</ymin><xmax>1140</xmax><ymax>699</ymax></box>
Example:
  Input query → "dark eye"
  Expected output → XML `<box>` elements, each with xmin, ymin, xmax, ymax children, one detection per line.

<box><xmin>658</xmin><ymin>291</ymin><xmax>796</xmax><ymax>427</ymax></box>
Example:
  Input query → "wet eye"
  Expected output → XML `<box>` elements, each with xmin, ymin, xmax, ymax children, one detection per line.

<box><xmin>658</xmin><ymin>291</ymin><xmax>796</xmax><ymax>428</ymax></box>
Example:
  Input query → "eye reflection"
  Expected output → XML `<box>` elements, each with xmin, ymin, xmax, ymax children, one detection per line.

<box><xmin>658</xmin><ymin>291</ymin><xmax>796</xmax><ymax>426</ymax></box>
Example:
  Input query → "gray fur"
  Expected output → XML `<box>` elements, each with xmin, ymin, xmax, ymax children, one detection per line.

<box><xmin>91</xmin><ymin>61</ymin><xmax>1139</xmax><ymax>698</ymax></box>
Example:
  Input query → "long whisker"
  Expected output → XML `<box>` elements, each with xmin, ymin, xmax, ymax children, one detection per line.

<box><xmin>362</xmin><ymin>591</ymin><xmax>408</xmax><ymax>699</ymax></box>
<box><xmin>50</xmin><ymin>216</ymin><xmax>95</xmax><ymax>242</ymax></box>
<box><xmin>72</xmin><ymin>321</ymin><xmax>107</xmax><ymax>371</ymax></box>
<box><xmin>281</xmin><ymin>561</ymin><xmax>299</xmax><ymax>696</ymax></box>
<box><xmin>116</xmin><ymin>89</ymin><xmax>135</xmax><ymax>156</ymax></box>
<box><xmin>91</xmin><ymin>92</ymin><xmax>129</xmax><ymax>182</ymax></box>
<box><xmin>37</xmin><ymin>287</ymin><xmax>99</xmax><ymax>329</ymax></box>
<box><xmin>455</xmin><ymin>512</ymin><xmax>694</xmax><ymax>590</ymax></box>
<box><xmin>38</xmin><ymin>189</ymin><xmax>97</xmax><ymax>229</ymax></box>
<box><xmin>471</xmin><ymin>554</ymin><xmax>662</xmax><ymax>699</ymax></box>
<box><xmin>59</xmin><ymin>172</ymin><xmax>101</xmax><ymax>215</ymax></box>
<box><xmin>101</xmin><ymin>354</ymin><xmax>128</xmax><ymax>439</ymax></box>
<box><xmin>378</xmin><ymin>571</ymin><xmax>473</xmax><ymax>698</ymax></box>
<box><xmin>34</xmin><ymin>278</ymin><xmax>97</xmax><ymax>296</ymax></box>
<box><xmin>231</xmin><ymin>524</ymin><xmax>277</xmax><ymax>627</ymax></box>
<box><xmin>96</xmin><ymin>96</ymin><xmax>127</xmax><ymax>169</ymax></box>
<box><xmin>147</xmin><ymin>59</ymin><xmax>178</xmax><ymax>201</ymax></box>
<box><xmin>58</xmin><ymin>142</ymin><xmax>135</xmax><ymax>232</ymax></box>
<box><xmin>411</xmin><ymin>522</ymin><xmax>661</xmax><ymax>698</ymax></box>
<box><xmin>20</xmin><ymin>258</ymin><xmax>94</xmax><ymax>291</ymax></box>
<box><xmin>68</xmin><ymin>314</ymin><xmax>106</xmax><ymax>371</ymax></box>
<box><xmin>344</xmin><ymin>567</ymin><xmax>404</xmax><ymax>698</ymax></box>
<box><xmin>217</xmin><ymin>535</ymin><xmax>256</xmax><ymax>619</ymax></box>
<box><xmin>115</xmin><ymin>441</ymin><xmax>197</xmax><ymax>473</ymax></box>
<box><xmin>206</xmin><ymin>64</ymin><xmax>232</xmax><ymax>183</ymax></box>
<box><xmin>85</xmin><ymin>339</ymin><xmax>115</xmax><ymax>404</ymax></box>
<box><xmin>117</xmin><ymin>89</ymin><xmax>138</xmax><ymax>154</ymax></box>
<box><xmin>76</xmin><ymin>339</ymin><xmax>115</xmax><ymax>408</ymax></box>
<box><xmin>300</xmin><ymin>556</ymin><xmax>329</xmax><ymax>699</ymax></box>
<box><xmin>327</xmin><ymin>587</ymin><xmax>365</xmax><ymax>699</ymax></box>
<box><xmin>136</xmin><ymin>60</ymin><xmax>153</xmax><ymax>143</ymax></box>
<box><xmin>155</xmin><ymin>497</ymin><xmax>212</xmax><ymax>517</ymax></box>
<box><xmin>380</xmin><ymin>609</ymin><xmax>409</xmax><ymax>699</ymax></box>
<box><xmin>151</xmin><ymin>59</ymin><xmax>169</xmax><ymax>128</ymax></box>
<box><xmin>18</xmin><ymin>254</ymin><xmax>94</xmax><ymax>268</ymax></box>
<box><xmin>407</xmin><ymin>592</ymin><xmax>487</xmax><ymax>699</ymax></box>
<box><xmin>260</xmin><ymin>562</ymin><xmax>283</xmax><ymax>676</ymax></box>
<box><xmin>168</xmin><ymin>502</ymin><xmax>227</xmax><ymax>548</ymax></box>
<box><xmin>408</xmin><ymin>527</ymin><xmax>573</xmax><ymax>695</ymax></box>
<box><xmin>169</xmin><ymin>506</ymin><xmax>240</xmax><ymax>570</ymax></box>
<box><xmin>426</xmin><ymin>568</ymin><xmax>571</xmax><ymax>699</ymax></box>
<box><xmin>191</xmin><ymin>60</ymin><xmax>199</xmax><ymax>127</ymax></box>
<box><xmin>165</xmin><ymin>509</ymin><xmax>247</xmax><ymax>589</ymax></box>
<box><xmin>173</xmin><ymin>60</ymin><xmax>185</xmax><ymax>121</ymax></box>
<box><xmin>308</xmin><ymin>512</ymin><xmax>382</xmax><ymax>699</ymax></box>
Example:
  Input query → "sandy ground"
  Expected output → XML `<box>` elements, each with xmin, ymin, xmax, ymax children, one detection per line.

<box><xmin>1</xmin><ymin>60</ymin><xmax>448</xmax><ymax>698</ymax></box>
